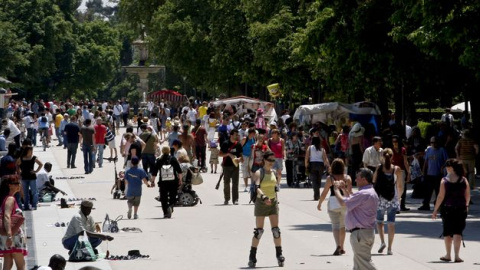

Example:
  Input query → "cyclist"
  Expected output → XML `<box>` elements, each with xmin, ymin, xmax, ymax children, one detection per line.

<box><xmin>38</xmin><ymin>112</ymin><xmax>50</xmax><ymax>148</ymax></box>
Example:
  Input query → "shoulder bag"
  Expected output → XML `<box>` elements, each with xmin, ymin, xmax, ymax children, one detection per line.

<box><xmin>189</xmin><ymin>168</ymin><xmax>203</xmax><ymax>185</ymax></box>
<box><xmin>0</xmin><ymin>195</ymin><xmax>25</xmax><ymax>236</ymax></box>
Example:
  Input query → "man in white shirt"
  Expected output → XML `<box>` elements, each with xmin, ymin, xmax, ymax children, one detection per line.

<box><xmin>440</xmin><ymin>107</ymin><xmax>454</xmax><ymax>128</ymax></box>
<box><xmin>23</xmin><ymin>111</ymin><xmax>35</xmax><ymax>142</ymax></box>
<box><xmin>187</xmin><ymin>104</ymin><xmax>197</xmax><ymax>123</ymax></box>
<box><xmin>1</xmin><ymin>118</ymin><xmax>21</xmax><ymax>149</ymax></box>
<box><xmin>113</xmin><ymin>101</ymin><xmax>123</xmax><ymax>132</ymax></box>
<box><xmin>362</xmin><ymin>136</ymin><xmax>383</xmax><ymax>172</ymax></box>
<box><xmin>36</xmin><ymin>162</ymin><xmax>67</xmax><ymax>200</ymax></box>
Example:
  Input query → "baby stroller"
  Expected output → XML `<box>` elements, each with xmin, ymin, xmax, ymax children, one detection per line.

<box><xmin>176</xmin><ymin>165</ymin><xmax>202</xmax><ymax>207</ymax></box>
<box><xmin>111</xmin><ymin>159</ymin><xmax>126</xmax><ymax>200</ymax></box>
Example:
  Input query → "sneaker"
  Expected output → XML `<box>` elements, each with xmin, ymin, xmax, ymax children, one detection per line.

<box><xmin>134</xmin><ymin>214</ymin><xmax>138</xmax><ymax>219</ymax></box>
<box><xmin>378</xmin><ymin>243</ymin><xmax>386</xmax><ymax>253</ymax></box>
<box><xmin>387</xmin><ymin>250</ymin><xmax>393</xmax><ymax>255</ymax></box>
<box><xmin>71</xmin><ymin>166</ymin><xmax>77</xmax><ymax>169</ymax></box>
<box><xmin>233</xmin><ymin>201</ymin><xmax>239</xmax><ymax>205</ymax></box>
<box><xmin>127</xmin><ymin>208</ymin><xmax>132</xmax><ymax>219</ymax></box>
<box><xmin>244</xmin><ymin>188</ymin><xmax>248</xmax><ymax>192</ymax></box>
<box><xmin>418</xmin><ymin>205</ymin><xmax>431</xmax><ymax>211</ymax></box>
<box><xmin>224</xmin><ymin>200</ymin><xmax>229</xmax><ymax>205</ymax></box>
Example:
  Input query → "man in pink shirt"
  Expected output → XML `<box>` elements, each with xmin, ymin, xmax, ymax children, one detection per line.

<box><xmin>93</xmin><ymin>117</ymin><xmax>107</xmax><ymax>168</ymax></box>
<box><xmin>333</xmin><ymin>168</ymin><xmax>379</xmax><ymax>270</ymax></box>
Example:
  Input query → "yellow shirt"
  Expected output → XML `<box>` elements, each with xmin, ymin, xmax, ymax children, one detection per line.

<box><xmin>260</xmin><ymin>170</ymin><xmax>277</xmax><ymax>199</ymax></box>
<box><xmin>198</xmin><ymin>106</ymin><xmax>208</xmax><ymax>118</ymax></box>
<box><xmin>55</xmin><ymin>114</ymin><xmax>63</xmax><ymax>128</ymax></box>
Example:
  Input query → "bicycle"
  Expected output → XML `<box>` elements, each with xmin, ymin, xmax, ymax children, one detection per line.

<box><xmin>39</xmin><ymin>128</ymin><xmax>48</xmax><ymax>151</ymax></box>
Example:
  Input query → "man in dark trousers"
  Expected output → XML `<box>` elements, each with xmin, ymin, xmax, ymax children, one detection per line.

<box><xmin>219</xmin><ymin>129</ymin><xmax>243</xmax><ymax>205</ymax></box>
<box><xmin>151</xmin><ymin>146</ymin><xmax>183</xmax><ymax>218</ymax></box>
<box><xmin>64</xmin><ymin>115</ymin><xmax>80</xmax><ymax>169</ymax></box>
<box><xmin>80</xmin><ymin>118</ymin><xmax>96</xmax><ymax>174</ymax></box>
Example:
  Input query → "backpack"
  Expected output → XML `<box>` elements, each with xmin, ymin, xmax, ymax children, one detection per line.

<box><xmin>249</xmin><ymin>168</ymin><xmax>266</xmax><ymax>204</ymax></box>
<box><xmin>40</xmin><ymin>116</ymin><xmax>48</xmax><ymax>123</ymax></box>
<box><xmin>160</xmin><ymin>157</ymin><xmax>176</xmax><ymax>181</ymax></box>
<box><xmin>374</xmin><ymin>165</ymin><xmax>396</xmax><ymax>201</ymax></box>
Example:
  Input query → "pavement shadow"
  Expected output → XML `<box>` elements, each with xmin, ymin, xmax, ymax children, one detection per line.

<box><xmin>288</xmin><ymin>223</ymin><xmax>332</xmax><ymax>232</ymax></box>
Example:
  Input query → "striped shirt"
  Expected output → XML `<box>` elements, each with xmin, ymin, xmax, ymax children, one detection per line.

<box><xmin>105</xmin><ymin>127</ymin><xmax>115</xmax><ymax>142</ymax></box>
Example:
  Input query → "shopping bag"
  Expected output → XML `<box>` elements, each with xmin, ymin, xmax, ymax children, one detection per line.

<box><xmin>68</xmin><ymin>231</ymin><xmax>97</xmax><ymax>262</ymax></box>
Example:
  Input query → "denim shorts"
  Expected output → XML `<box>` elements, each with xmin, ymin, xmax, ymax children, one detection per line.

<box><xmin>376</xmin><ymin>206</ymin><xmax>397</xmax><ymax>224</ymax></box>
<box><xmin>272</xmin><ymin>158</ymin><xmax>284</xmax><ymax>171</ymax></box>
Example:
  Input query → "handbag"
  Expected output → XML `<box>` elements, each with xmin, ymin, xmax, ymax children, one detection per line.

<box><xmin>327</xmin><ymin>196</ymin><xmax>342</xmax><ymax>211</ymax></box>
<box><xmin>189</xmin><ymin>168</ymin><xmax>203</xmax><ymax>185</ymax></box>
<box><xmin>0</xmin><ymin>196</ymin><xmax>25</xmax><ymax>236</ymax></box>
<box><xmin>68</xmin><ymin>231</ymin><xmax>97</xmax><ymax>262</ymax></box>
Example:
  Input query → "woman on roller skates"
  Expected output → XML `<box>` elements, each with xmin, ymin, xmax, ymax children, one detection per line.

<box><xmin>248</xmin><ymin>150</ymin><xmax>285</xmax><ymax>268</ymax></box>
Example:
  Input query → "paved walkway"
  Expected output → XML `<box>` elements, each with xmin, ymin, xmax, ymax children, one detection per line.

<box><xmin>16</xmin><ymin>129</ymin><xmax>480</xmax><ymax>269</ymax></box>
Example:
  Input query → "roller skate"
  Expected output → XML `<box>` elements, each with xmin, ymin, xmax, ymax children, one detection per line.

<box><xmin>276</xmin><ymin>246</ymin><xmax>285</xmax><ymax>267</ymax></box>
<box><xmin>248</xmin><ymin>247</ymin><xmax>257</xmax><ymax>268</ymax></box>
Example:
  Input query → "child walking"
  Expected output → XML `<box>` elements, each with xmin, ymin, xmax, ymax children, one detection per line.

<box><xmin>209</xmin><ymin>140</ymin><xmax>219</xmax><ymax>173</ymax></box>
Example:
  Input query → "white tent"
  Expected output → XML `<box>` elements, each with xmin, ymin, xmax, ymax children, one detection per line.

<box><xmin>211</xmin><ymin>96</ymin><xmax>278</xmax><ymax>124</ymax></box>
<box><xmin>293</xmin><ymin>101</ymin><xmax>381</xmax><ymax>125</ymax></box>
<box><xmin>451</xmin><ymin>101</ymin><xmax>471</xmax><ymax>112</ymax></box>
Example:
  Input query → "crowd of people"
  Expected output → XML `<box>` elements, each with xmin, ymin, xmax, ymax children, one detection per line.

<box><xmin>0</xmin><ymin>96</ymin><xmax>478</xmax><ymax>268</ymax></box>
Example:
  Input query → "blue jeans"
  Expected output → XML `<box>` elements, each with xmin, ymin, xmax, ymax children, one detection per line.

<box><xmin>95</xmin><ymin>144</ymin><xmax>105</xmax><ymax>167</ymax></box>
<box><xmin>376</xmin><ymin>205</ymin><xmax>398</xmax><ymax>224</ymax></box>
<box><xmin>55</xmin><ymin>127</ymin><xmax>63</xmax><ymax>145</ymax></box>
<box><xmin>62</xmin><ymin>234</ymin><xmax>102</xmax><ymax>251</ymax></box>
<box><xmin>22</xmin><ymin>179</ymin><xmax>38</xmax><ymax>209</ymax></box>
<box><xmin>82</xmin><ymin>144</ymin><xmax>95</xmax><ymax>173</ymax></box>
<box><xmin>62</xmin><ymin>132</ymin><xmax>68</xmax><ymax>146</ymax></box>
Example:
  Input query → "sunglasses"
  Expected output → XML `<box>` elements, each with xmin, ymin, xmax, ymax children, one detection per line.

<box><xmin>265</xmin><ymin>159</ymin><xmax>276</xmax><ymax>162</ymax></box>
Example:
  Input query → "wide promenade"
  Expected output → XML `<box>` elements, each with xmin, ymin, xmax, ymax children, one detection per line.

<box><xmin>20</xmin><ymin>127</ymin><xmax>480</xmax><ymax>270</ymax></box>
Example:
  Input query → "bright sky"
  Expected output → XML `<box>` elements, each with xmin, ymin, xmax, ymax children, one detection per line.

<box><xmin>78</xmin><ymin>0</ymin><xmax>117</xmax><ymax>11</ymax></box>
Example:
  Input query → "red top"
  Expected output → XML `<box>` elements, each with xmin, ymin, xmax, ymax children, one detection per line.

<box><xmin>94</xmin><ymin>124</ymin><xmax>107</xmax><ymax>144</ymax></box>
<box><xmin>392</xmin><ymin>147</ymin><xmax>407</xmax><ymax>170</ymax></box>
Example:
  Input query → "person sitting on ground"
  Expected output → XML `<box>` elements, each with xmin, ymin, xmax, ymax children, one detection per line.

<box><xmin>62</xmin><ymin>200</ymin><xmax>114</xmax><ymax>254</ymax></box>
<box><xmin>36</xmin><ymin>254</ymin><xmax>67</xmax><ymax>270</ymax></box>
<box><xmin>36</xmin><ymin>162</ymin><xmax>67</xmax><ymax>201</ymax></box>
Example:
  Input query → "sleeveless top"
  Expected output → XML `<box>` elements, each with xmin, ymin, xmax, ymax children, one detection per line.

<box><xmin>261</xmin><ymin>171</ymin><xmax>277</xmax><ymax>199</ymax></box>
<box><xmin>309</xmin><ymin>146</ymin><xmax>324</xmax><ymax>162</ymax></box>
<box><xmin>242</xmin><ymin>138</ymin><xmax>255</xmax><ymax>157</ymax></box>
<box><xmin>268</xmin><ymin>139</ymin><xmax>283</xmax><ymax>158</ymax></box>
<box><xmin>329</xmin><ymin>174</ymin><xmax>346</xmax><ymax>196</ymax></box>
<box><xmin>443</xmin><ymin>177</ymin><xmax>467</xmax><ymax>208</ymax></box>
<box><xmin>20</xmin><ymin>156</ymin><xmax>37</xmax><ymax>180</ymax></box>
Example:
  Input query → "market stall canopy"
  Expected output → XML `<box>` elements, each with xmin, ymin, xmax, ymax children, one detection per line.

<box><xmin>211</xmin><ymin>96</ymin><xmax>277</xmax><ymax>125</ymax></box>
<box><xmin>451</xmin><ymin>101</ymin><xmax>471</xmax><ymax>112</ymax></box>
<box><xmin>293</xmin><ymin>101</ymin><xmax>381</xmax><ymax>132</ymax></box>
<box><xmin>148</xmin><ymin>89</ymin><xmax>187</xmax><ymax>103</ymax></box>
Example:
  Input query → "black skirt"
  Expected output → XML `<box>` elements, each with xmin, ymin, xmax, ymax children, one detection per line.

<box><xmin>441</xmin><ymin>205</ymin><xmax>467</xmax><ymax>237</ymax></box>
